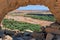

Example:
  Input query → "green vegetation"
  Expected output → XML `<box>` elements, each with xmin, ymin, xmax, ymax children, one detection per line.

<box><xmin>2</xmin><ymin>19</ymin><xmax>41</xmax><ymax>32</ymax></box>
<box><xmin>24</xmin><ymin>15</ymin><xmax>55</xmax><ymax>22</ymax></box>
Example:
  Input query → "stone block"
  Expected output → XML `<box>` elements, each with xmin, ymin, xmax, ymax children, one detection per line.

<box><xmin>46</xmin><ymin>33</ymin><xmax>54</xmax><ymax>40</ymax></box>
<box><xmin>45</xmin><ymin>28</ymin><xmax>60</xmax><ymax>35</ymax></box>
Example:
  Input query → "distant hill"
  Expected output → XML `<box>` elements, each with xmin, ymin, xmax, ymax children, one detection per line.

<box><xmin>9</xmin><ymin>10</ymin><xmax>52</xmax><ymax>14</ymax></box>
<box><xmin>12</xmin><ymin>10</ymin><xmax>49</xmax><ymax>12</ymax></box>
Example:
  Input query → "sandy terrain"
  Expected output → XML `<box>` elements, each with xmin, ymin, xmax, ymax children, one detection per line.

<box><xmin>5</xmin><ymin>15</ymin><xmax>53</xmax><ymax>26</ymax></box>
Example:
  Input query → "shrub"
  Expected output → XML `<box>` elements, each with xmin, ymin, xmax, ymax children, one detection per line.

<box><xmin>24</xmin><ymin>15</ymin><xmax>55</xmax><ymax>22</ymax></box>
<box><xmin>2</xmin><ymin>19</ymin><xmax>41</xmax><ymax>32</ymax></box>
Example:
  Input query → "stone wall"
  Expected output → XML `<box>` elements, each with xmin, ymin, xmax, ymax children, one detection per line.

<box><xmin>0</xmin><ymin>0</ymin><xmax>60</xmax><ymax>24</ymax></box>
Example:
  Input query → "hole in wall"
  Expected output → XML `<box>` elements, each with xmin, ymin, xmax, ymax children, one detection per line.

<box><xmin>3</xmin><ymin>5</ymin><xmax>55</xmax><ymax>31</ymax></box>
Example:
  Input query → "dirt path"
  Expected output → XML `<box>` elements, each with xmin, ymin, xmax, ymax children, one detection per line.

<box><xmin>5</xmin><ymin>15</ymin><xmax>53</xmax><ymax>26</ymax></box>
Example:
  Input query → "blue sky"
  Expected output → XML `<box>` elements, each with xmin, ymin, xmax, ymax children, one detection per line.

<box><xmin>17</xmin><ymin>5</ymin><xmax>49</xmax><ymax>10</ymax></box>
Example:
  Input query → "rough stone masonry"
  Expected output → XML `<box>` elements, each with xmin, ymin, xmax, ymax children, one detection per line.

<box><xmin>0</xmin><ymin>0</ymin><xmax>60</xmax><ymax>24</ymax></box>
<box><xmin>0</xmin><ymin>0</ymin><xmax>60</xmax><ymax>40</ymax></box>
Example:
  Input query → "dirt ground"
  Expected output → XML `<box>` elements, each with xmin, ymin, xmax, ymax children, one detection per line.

<box><xmin>5</xmin><ymin>15</ymin><xmax>53</xmax><ymax>26</ymax></box>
